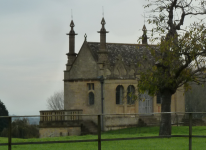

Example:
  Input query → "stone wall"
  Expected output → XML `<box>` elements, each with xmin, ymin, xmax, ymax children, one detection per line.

<box><xmin>64</xmin><ymin>78</ymin><xmax>185</xmax><ymax>130</ymax></box>
<box><xmin>104</xmin><ymin>115</ymin><xmax>138</xmax><ymax>131</ymax></box>
<box><xmin>39</xmin><ymin>127</ymin><xmax>81</xmax><ymax>138</ymax></box>
<box><xmin>64</xmin><ymin>81</ymin><xmax>101</xmax><ymax>114</ymax></box>
<box><xmin>64</xmin><ymin>41</ymin><xmax>98</xmax><ymax>80</ymax></box>
<box><xmin>104</xmin><ymin>79</ymin><xmax>138</xmax><ymax>114</ymax></box>
<box><xmin>64</xmin><ymin>80</ymin><xmax>101</xmax><ymax>125</ymax></box>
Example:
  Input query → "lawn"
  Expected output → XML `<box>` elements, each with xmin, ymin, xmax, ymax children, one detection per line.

<box><xmin>1</xmin><ymin>126</ymin><xmax>206</xmax><ymax>150</ymax></box>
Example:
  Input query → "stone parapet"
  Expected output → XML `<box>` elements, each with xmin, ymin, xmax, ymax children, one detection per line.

<box><xmin>40</xmin><ymin>109</ymin><xmax>83</xmax><ymax>122</ymax></box>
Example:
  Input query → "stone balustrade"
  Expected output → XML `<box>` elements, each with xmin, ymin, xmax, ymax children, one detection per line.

<box><xmin>40</xmin><ymin>109</ymin><xmax>83</xmax><ymax>122</ymax></box>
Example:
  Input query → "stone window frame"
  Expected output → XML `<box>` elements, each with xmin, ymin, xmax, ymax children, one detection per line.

<box><xmin>127</xmin><ymin>85</ymin><xmax>135</xmax><ymax>105</ymax></box>
<box><xmin>87</xmin><ymin>83</ymin><xmax>95</xmax><ymax>105</ymax></box>
<box><xmin>116</xmin><ymin>85</ymin><xmax>124</xmax><ymax>105</ymax></box>
<box><xmin>87</xmin><ymin>83</ymin><xmax>94</xmax><ymax>90</ymax></box>
<box><xmin>88</xmin><ymin>91</ymin><xmax>95</xmax><ymax>105</ymax></box>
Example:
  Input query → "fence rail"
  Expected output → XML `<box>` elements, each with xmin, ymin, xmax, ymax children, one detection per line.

<box><xmin>1</xmin><ymin>112</ymin><xmax>206</xmax><ymax>150</ymax></box>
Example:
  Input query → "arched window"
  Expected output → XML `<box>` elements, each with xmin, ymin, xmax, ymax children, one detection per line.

<box><xmin>116</xmin><ymin>85</ymin><xmax>124</xmax><ymax>104</ymax></box>
<box><xmin>127</xmin><ymin>85</ymin><xmax>135</xmax><ymax>104</ymax></box>
<box><xmin>89</xmin><ymin>92</ymin><xmax>94</xmax><ymax>105</ymax></box>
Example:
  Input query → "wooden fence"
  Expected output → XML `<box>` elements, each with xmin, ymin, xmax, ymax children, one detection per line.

<box><xmin>0</xmin><ymin>112</ymin><xmax>206</xmax><ymax>150</ymax></box>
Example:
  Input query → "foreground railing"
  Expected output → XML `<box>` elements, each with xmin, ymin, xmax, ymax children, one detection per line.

<box><xmin>1</xmin><ymin>112</ymin><xmax>206</xmax><ymax>150</ymax></box>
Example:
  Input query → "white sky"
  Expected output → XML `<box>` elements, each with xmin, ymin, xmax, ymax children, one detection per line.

<box><xmin>0</xmin><ymin>0</ymin><xmax>148</xmax><ymax>115</ymax></box>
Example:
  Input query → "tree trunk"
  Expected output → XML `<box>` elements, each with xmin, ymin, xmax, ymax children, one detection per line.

<box><xmin>159</xmin><ymin>90</ymin><xmax>172</xmax><ymax>135</ymax></box>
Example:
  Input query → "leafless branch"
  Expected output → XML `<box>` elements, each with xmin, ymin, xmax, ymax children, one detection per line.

<box><xmin>47</xmin><ymin>90</ymin><xmax>64</xmax><ymax>110</ymax></box>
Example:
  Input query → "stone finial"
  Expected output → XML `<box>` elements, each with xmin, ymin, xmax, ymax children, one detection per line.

<box><xmin>101</xmin><ymin>17</ymin><xmax>106</xmax><ymax>25</ymax></box>
<box><xmin>99</xmin><ymin>17</ymin><xmax>108</xmax><ymax>33</ymax></box>
<box><xmin>97</xmin><ymin>17</ymin><xmax>109</xmax><ymax>64</ymax></box>
<box><xmin>65</xmin><ymin>20</ymin><xmax>78</xmax><ymax>70</ymax></box>
<box><xmin>66</xmin><ymin>20</ymin><xmax>77</xmax><ymax>54</ymax></box>
<box><xmin>70</xmin><ymin>20</ymin><xmax>75</xmax><ymax>27</ymax></box>
<box><xmin>142</xmin><ymin>25</ymin><xmax>146</xmax><ymax>32</ymax></box>
<box><xmin>97</xmin><ymin>17</ymin><xmax>109</xmax><ymax>44</ymax></box>
<box><xmin>68</xmin><ymin>20</ymin><xmax>76</xmax><ymax>35</ymax></box>
<box><xmin>84</xmin><ymin>33</ymin><xmax>87</xmax><ymax>41</ymax></box>
<box><xmin>142</xmin><ymin>24</ymin><xmax>148</xmax><ymax>44</ymax></box>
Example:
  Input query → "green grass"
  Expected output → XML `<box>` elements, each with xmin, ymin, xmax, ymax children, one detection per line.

<box><xmin>1</xmin><ymin>126</ymin><xmax>206</xmax><ymax>150</ymax></box>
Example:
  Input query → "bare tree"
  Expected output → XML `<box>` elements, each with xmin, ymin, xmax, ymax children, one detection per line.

<box><xmin>47</xmin><ymin>91</ymin><xmax>64</xmax><ymax>110</ymax></box>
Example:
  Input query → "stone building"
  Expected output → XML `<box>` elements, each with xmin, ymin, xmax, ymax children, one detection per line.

<box><xmin>64</xmin><ymin>18</ymin><xmax>185</xmax><ymax>128</ymax></box>
<box><xmin>39</xmin><ymin>17</ymin><xmax>185</xmax><ymax>137</ymax></box>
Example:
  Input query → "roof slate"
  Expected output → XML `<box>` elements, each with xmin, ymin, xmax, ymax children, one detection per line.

<box><xmin>88</xmin><ymin>42</ymin><xmax>156</xmax><ymax>66</ymax></box>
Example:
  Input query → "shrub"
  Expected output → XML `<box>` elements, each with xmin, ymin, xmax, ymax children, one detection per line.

<box><xmin>1</xmin><ymin>118</ymin><xmax>39</xmax><ymax>138</ymax></box>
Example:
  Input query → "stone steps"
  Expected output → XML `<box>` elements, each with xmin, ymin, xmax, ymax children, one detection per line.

<box><xmin>81</xmin><ymin>120</ymin><xmax>98</xmax><ymax>135</ymax></box>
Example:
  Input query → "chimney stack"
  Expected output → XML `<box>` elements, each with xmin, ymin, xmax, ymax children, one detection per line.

<box><xmin>97</xmin><ymin>17</ymin><xmax>109</xmax><ymax>63</ymax></box>
<box><xmin>66</xmin><ymin>20</ymin><xmax>77</xmax><ymax>70</ymax></box>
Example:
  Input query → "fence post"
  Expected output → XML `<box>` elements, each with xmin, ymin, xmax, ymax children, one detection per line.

<box><xmin>98</xmin><ymin>115</ymin><xmax>101</xmax><ymax>150</ymax></box>
<box><xmin>176</xmin><ymin>113</ymin><xmax>179</xmax><ymax>126</ymax></box>
<box><xmin>189</xmin><ymin>113</ymin><xmax>192</xmax><ymax>150</ymax></box>
<box><xmin>8</xmin><ymin>117</ymin><xmax>11</xmax><ymax>150</ymax></box>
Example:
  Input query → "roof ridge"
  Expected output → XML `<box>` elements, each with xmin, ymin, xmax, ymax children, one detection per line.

<box><xmin>87</xmin><ymin>42</ymin><xmax>157</xmax><ymax>46</ymax></box>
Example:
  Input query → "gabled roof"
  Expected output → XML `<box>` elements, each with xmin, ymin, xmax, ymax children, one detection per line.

<box><xmin>87</xmin><ymin>42</ymin><xmax>156</xmax><ymax>66</ymax></box>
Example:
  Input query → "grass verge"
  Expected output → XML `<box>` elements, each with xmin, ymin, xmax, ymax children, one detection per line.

<box><xmin>0</xmin><ymin>126</ymin><xmax>206</xmax><ymax>150</ymax></box>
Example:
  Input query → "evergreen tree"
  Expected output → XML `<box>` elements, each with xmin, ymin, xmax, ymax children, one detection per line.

<box><xmin>0</xmin><ymin>100</ymin><xmax>9</xmax><ymax>133</ymax></box>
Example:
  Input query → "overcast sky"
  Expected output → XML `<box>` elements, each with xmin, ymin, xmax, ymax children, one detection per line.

<box><xmin>0</xmin><ymin>0</ymin><xmax>150</xmax><ymax>115</ymax></box>
<box><xmin>1</xmin><ymin>0</ymin><xmax>203</xmax><ymax>116</ymax></box>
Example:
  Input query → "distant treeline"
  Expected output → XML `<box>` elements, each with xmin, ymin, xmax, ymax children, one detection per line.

<box><xmin>1</xmin><ymin>118</ymin><xmax>39</xmax><ymax>138</ymax></box>
<box><xmin>11</xmin><ymin>116</ymin><xmax>40</xmax><ymax>125</ymax></box>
